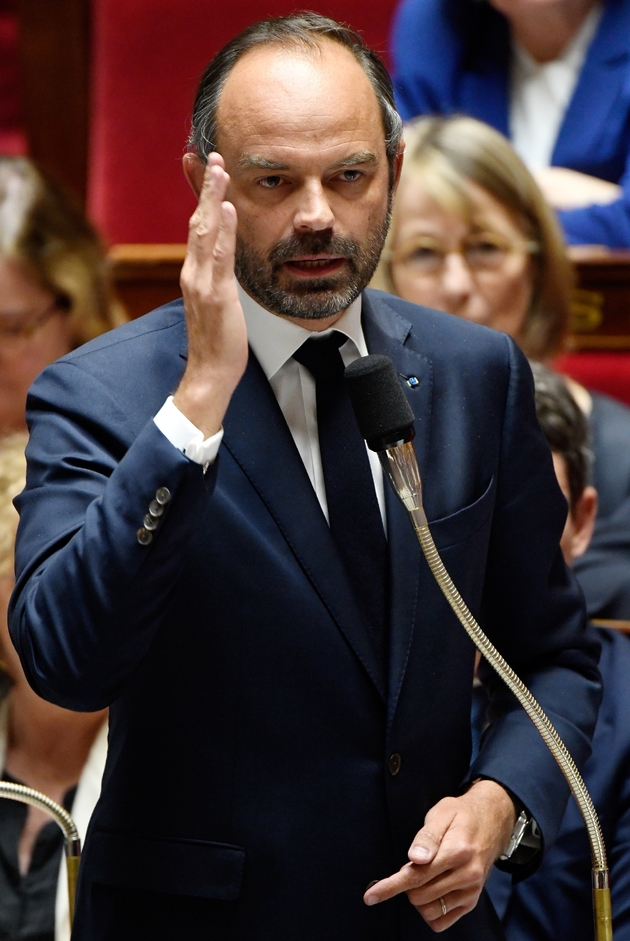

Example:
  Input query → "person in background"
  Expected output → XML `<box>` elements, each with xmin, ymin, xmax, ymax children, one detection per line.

<box><xmin>371</xmin><ymin>114</ymin><xmax>630</xmax><ymax>619</ymax></box>
<box><xmin>478</xmin><ymin>361</ymin><xmax>630</xmax><ymax>940</ymax></box>
<box><xmin>391</xmin><ymin>0</ymin><xmax>630</xmax><ymax>248</ymax></box>
<box><xmin>0</xmin><ymin>431</ymin><xmax>107</xmax><ymax>941</ymax></box>
<box><xmin>0</xmin><ymin>156</ymin><xmax>125</xmax><ymax>434</ymax></box>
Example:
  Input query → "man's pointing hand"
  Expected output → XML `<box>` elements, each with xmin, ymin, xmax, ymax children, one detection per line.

<box><xmin>364</xmin><ymin>779</ymin><xmax>516</xmax><ymax>932</ymax></box>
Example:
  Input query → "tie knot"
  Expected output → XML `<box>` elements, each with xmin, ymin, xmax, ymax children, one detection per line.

<box><xmin>293</xmin><ymin>332</ymin><xmax>346</xmax><ymax>383</ymax></box>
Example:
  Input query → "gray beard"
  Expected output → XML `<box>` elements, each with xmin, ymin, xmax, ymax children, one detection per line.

<box><xmin>234</xmin><ymin>213</ymin><xmax>390</xmax><ymax>320</ymax></box>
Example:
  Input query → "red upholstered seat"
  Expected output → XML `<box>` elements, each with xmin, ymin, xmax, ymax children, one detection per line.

<box><xmin>88</xmin><ymin>1</ymin><xmax>400</xmax><ymax>245</ymax></box>
<box><xmin>554</xmin><ymin>351</ymin><xmax>630</xmax><ymax>408</ymax></box>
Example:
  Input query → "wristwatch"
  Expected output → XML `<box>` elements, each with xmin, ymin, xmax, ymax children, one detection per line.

<box><xmin>497</xmin><ymin>807</ymin><xmax>541</xmax><ymax>868</ymax></box>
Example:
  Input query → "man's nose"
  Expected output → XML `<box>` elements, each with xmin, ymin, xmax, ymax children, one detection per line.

<box><xmin>292</xmin><ymin>181</ymin><xmax>335</xmax><ymax>232</ymax></box>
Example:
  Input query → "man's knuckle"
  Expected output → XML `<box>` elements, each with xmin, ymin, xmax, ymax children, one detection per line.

<box><xmin>421</xmin><ymin>828</ymin><xmax>440</xmax><ymax>846</ymax></box>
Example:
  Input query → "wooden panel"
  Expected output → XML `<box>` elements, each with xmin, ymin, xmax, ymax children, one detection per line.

<box><xmin>109</xmin><ymin>244</ymin><xmax>186</xmax><ymax>320</ymax></box>
<box><xmin>110</xmin><ymin>245</ymin><xmax>630</xmax><ymax>351</ymax></box>
<box><xmin>569</xmin><ymin>248</ymin><xmax>630</xmax><ymax>350</ymax></box>
<box><xmin>16</xmin><ymin>0</ymin><xmax>91</xmax><ymax>203</ymax></box>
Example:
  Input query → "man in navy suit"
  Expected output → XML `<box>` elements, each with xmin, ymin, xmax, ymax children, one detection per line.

<box><xmin>9</xmin><ymin>14</ymin><xmax>600</xmax><ymax>941</ymax></box>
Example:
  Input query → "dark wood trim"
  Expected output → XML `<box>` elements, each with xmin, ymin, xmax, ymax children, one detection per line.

<box><xmin>109</xmin><ymin>245</ymin><xmax>630</xmax><ymax>351</ymax></box>
<box><xmin>568</xmin><ymin>249</ymin><xmax>630</xmax><ymax>349</ymax></box>
<box><xmin>16</xmin><ymin>0</ymin><xmax>91</xmax><ymax>203</ymax></box>
<box><xmin>109</xmin><ymin>244</ymin><xmax>187</xmax><ymax>321</ymax></box>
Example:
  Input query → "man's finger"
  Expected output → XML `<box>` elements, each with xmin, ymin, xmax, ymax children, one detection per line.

<box><xmin>408</xmin><ymin>799</ymin><xmax>458</xmax><ymax>866</ymax></box>
<box><xmin>187</xmin><ymin>162</ymin><xmax>229</xmax><ymax>260</ymax></box>
<box><xmin>212</xmin><ymin>201</ymin><xmax>238</xmax><ymax>284</ymax></box>
<box><xmin>408</xmin><ymin>824</ymin><xmax>445</xmax><ymax>865</ymax></box>
<box><xmin>364</xmin><ymin>862</ymin><xmax>429</xmax><ymax>906</ymax></box>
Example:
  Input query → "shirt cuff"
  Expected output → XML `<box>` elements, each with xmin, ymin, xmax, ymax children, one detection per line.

<box><xmin>153</xmin><ymin>396</ymin><xmax>223</xmax><ymax>466</ymax></box>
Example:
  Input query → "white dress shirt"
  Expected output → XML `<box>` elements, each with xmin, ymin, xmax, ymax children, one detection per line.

<box><xmin>509</xmin><ymin>4</ymin><xmax>602</xmax><ymax>170</ymax></box>
<box><xmin>153</xmin><ymin>284</ymin><xmax>386</xmax><ymax>525</ymax></box>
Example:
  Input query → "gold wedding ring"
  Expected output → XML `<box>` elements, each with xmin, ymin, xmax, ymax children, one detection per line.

<box><xmin>439</xmin><ymin>896</ymin><xmax>447</xmax><ymax>917</ymax></box>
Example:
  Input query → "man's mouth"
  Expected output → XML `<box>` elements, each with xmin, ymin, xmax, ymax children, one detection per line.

<box><xmin>282</xmin><ymin>256</ymin><xmax>346</xmax><ymax>277</ymax></box>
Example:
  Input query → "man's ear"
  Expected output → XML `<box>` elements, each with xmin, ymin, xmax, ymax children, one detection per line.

<box><xmin>569</xmin><ymin>485</ymin><xmax>598</xmax><ymax>560</ymax></box>
<box><xmin>183</xmin><ymin>153</ymin><xmax>206</xmax><ymax>199</ymax></box>
<box><xmin>391</xmin><ymin>141</ymin><xmax>405</xmax><ymax>197</ymax></box>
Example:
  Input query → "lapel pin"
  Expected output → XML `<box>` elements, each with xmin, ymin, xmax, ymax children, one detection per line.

<box><xmin>406</xmin><ymin>376</ymin><xmax>420</xmax><ymax>388</ymax></box>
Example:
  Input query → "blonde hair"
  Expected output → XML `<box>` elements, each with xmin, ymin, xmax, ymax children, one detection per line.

<box><xmin>0</xmin><ymin>432</ymin><xmax>27</xmax><ymax>579</ymax></box>
<box><xmin>0</xmin><ymin>157</ymin><xmax>126</xmax><ymax>347</ymax></box>
<box><xmin>372</xmin><ymin>116</ymin><xmax>573</xmax><ymax>360</ymax></box>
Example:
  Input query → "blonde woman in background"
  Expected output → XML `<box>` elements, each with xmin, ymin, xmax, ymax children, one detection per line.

<box><xmin>0</xmin><ymin>432</ymin><xmax>107</xmax><ymax>941</ymax></box>
<box><xmin>372</xmin><ymin>115</ymin><xmax>572</xmax><ymax>360</ymax></box>
<box><xmin>0</xmin><ymin>157</ymin><xmax>125</xmax><ymax>434</ymax></box>
<box><xmin>372</xmin><ymin>115</ymin><xmax>630</xmax><ymax>620</ymax></box>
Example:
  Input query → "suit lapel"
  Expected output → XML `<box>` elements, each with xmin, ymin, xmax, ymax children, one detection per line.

<box><xmin>221</xmin><ymin>349</ymin><xmax>387</xmax><ymax>699</ymax></box>
<box><xmin>553</xmin><ymin>0</ymin><xmax>630</xmax><ymax>170</ymax></box>
<box><xmin>362</xmin><ymin>292</ymin><xmax>434</xmax><ymax>722</ymax></box>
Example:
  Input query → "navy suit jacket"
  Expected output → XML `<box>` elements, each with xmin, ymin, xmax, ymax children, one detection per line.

<box><xmin>9</xmin><ymin>291</ymin><xmax>600</xmax><ymax>941</ymax></box>
<box><xmin>483</xmin><ymin>628</ymin><xmax>630</xmax><ymax>940</ymax></box>
<box><xmin>391</xmin><ymin>0</ymin><xmax>630</xmax><ymax>247</ymax></box>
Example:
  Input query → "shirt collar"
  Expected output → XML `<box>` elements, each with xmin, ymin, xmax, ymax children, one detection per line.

<box><xmin>238</xmin><ymin>282</ymin><xmax>365</xmax><ymax>382</ymax></box>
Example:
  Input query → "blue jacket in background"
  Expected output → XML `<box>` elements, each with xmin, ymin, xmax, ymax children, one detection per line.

<box><xmin>391</xmin><ymin>0</ymin><xmax>630</xmax><ymax>247</ymax></box>
<box><xmin>476</xmin><ymin>628</ymin><xmax>630</xmax><ymax>939</ymax></box>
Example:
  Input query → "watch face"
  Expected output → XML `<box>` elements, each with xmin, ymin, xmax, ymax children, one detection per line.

<box><xmin>500</xmin><ymin>809</ymin><xmax>529</xmax><ymax>860</ymax></box>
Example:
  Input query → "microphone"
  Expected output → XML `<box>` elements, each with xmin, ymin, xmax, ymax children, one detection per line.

<box><xmin>344</xmin><ymin>355</ymin><xmax>428</xmax><ymax>527</ymax></box>
<box><xmin>345</xmin><ymin>354</ymin><xmax>612</xmax><ymax>941</ymax></box>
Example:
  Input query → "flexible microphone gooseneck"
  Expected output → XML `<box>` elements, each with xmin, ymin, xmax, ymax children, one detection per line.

<box><xmin>345</xmin><ymin>354</ymin><xmax>612</xmax><ymax>941</ymax></box>
<box><xmin>0</xmin><ymin>781</ymin><xmax>81</xmax><ymax>923</ymax></box>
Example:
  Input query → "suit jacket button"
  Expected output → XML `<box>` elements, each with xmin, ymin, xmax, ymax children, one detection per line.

<box><xmin>136</xmin><ymin>527</ymin><xmax>153</xmax><ymax>546</ymax></box>
<box><xmin>143</xmin><ymin>514</ymin><xmax>158</xmax><ymax>531</ymax></box>
<box><xmin>388</xmin><ymin>753</ymin><xmax>401</xmax><ymax>776</ymax></box>
<box><xmin>148</xmin><ymin>499</ymin><xmax>164</xmax><ymax>518</ymax></box>
<box><xmin>155</xmin><ymin>487</ymin><xmax>171</xmax><ymax>506</ymax></box>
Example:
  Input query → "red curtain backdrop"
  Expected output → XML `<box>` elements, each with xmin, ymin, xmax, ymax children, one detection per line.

<box><xmin>88</xmin><ymin>0</ymin><xmax>400</xmax><ymax>245</ymax></box>
<box><xmin>555</xmin><ymin>351</ymin><xmax>630</xmax><ymax>407</ymax></box>
<box><xmin>0</xmin><ymin>2</ymin><xmax>26</xmax><ymax>156</ymax></box>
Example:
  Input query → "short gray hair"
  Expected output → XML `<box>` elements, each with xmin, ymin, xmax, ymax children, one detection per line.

<box><xmin>188</xmin><ymin>12</ymin><xmax>403</xmax><ymax>182</ymax></box>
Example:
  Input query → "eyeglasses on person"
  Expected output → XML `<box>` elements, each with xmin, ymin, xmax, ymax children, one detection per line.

<box><xmin>0</xmin><ymin>297</ymin><xmax>70</xmax><ymax>351</ymax></box>
<box><xmin>388</xmin><ymin>232</ymin><xmax>539</xmax><ymax>277</ymax></box>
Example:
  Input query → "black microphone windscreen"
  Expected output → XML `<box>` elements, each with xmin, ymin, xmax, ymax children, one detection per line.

<box><xmin>344</xmin><ymin>355</ymin><xmax>415</xmax><ymax>450</ymax></box>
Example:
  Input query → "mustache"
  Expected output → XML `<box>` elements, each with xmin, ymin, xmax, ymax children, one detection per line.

<box><xmin>268</xmin><ymin>232</ymin><xmax>360</xmax><ymax>266</ymax></box>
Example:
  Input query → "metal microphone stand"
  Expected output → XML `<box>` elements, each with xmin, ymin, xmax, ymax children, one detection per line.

<box><xmin>0</xmin><ymin>780</ymin><xmax>81</xmax><ymax>925</ymax></box>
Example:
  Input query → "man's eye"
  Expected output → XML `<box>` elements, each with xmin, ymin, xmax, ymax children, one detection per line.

<box><xmin>338</xmin><ymin>169</ymin><xmax>361</xmax><ymax>182</ymax></box>
<box><xmin>259</xmin><ymin>176</ymin><xmax>283</xmax><ymax>189</ymax></box>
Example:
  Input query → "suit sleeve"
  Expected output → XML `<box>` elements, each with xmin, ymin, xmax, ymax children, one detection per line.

<box><xmin>557</xmin><ymin>186</ymin><xmax>630</xmax><ymax>248</ymax></box>
<box><xmin>9</xmin><ymin>358</ymin><xmax>219</xmax><ymax>711</ymax></box>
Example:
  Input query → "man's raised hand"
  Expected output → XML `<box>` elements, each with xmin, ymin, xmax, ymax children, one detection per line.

<box><xmin>175</xmin><ymin>154</ymin><xmax>248</xmax><ymax>437</ymax></box>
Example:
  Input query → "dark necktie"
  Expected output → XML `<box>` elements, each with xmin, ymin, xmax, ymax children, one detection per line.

<box><xmin>293</xmin><ymin>332</ymin><xmax>389</xmax><ymax>666</ymax></box>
